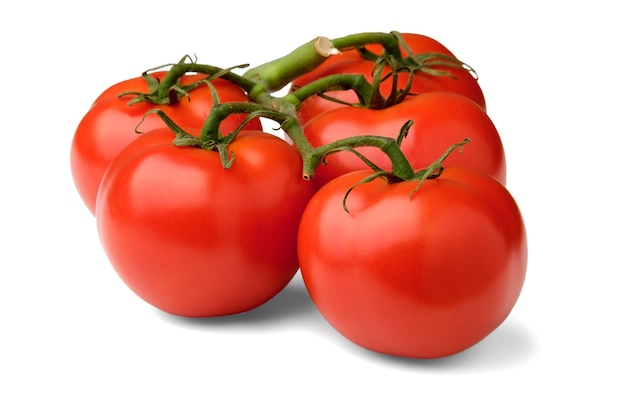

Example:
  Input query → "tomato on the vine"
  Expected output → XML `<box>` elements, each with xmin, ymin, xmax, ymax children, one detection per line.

<box><xmin>292</xmin><ymin>33</ymin><xmax>486</xmax><ymax>123</ymax></box>
<box><xmin>70</xmin><ymin>71</ymin><xmax>262</xmax><ymax>215</ymax></box>
<box><xmin>70</xmin><ymin>30</ymin><xmax>528</xmax><ymax>361</ymax></box>
<box><xmin>297</xmin><ymin>166</ymin><xmax>527</xmax><ymax>359</ymax></box>
<box><xmin>96</xmin><ymin>128</ymin><xmax>315</xmax><ymax>317</ymax></box>
<box><xmin>302</xmin><ymin>91</ymin><xmax>505</xmax><ymax>189</ymax></box>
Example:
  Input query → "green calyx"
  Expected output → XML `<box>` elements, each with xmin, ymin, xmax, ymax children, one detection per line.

<box><xmin>139</xmin><ymin>108</ymin><xmax>238</xmax><ymax>169</ymax></box>
<box><xmin>288</xmin><ymin>31</ymin><xmax>477</xmax><ymax>110</ymax></box>
<box><xmin>342</xmin><ymin>137</ymin><xmax>471</xmax><ymax>213</ymax></box>
<box><xmin>409</xmin><ymin>137</ymin><xmax>470</xmax><ymax>195</ymax></box>
<box><xmin>118</xmin><ymin>55</ymin><xmax>252</xmax><ymax>106</ymax></box>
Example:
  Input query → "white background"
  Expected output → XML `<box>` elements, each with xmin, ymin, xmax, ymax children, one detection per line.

<box><xmin>2</xmin><ymin>1</ymin><xmax>624</xmax><ymax>415</ymax></box>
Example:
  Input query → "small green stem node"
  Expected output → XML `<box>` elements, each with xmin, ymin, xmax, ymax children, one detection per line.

<box><xmin>410</xmin><ymin>138</ymin><xmax>471</xmax><ymax>197</ymax></box>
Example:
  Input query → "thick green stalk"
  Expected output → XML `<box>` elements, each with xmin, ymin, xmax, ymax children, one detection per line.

<box><xmin>243</xmin><ymin>36</ymin><xmax>338</xmax><ymax>100</ymax></box>
<box><xmin>242</xmin><ymin>32</ymin><xmax>405</xmax><ymax>101</ymax></box>
<box><xmin>330</xmin><ymin>32</ymin><xmax>400</xmax><ymax>54</ymax></box>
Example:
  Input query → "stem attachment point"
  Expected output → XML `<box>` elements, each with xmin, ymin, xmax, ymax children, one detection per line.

<box><xmin>314</xmin><ymin>36</ymin><xmax>339</xmax><ymax>57</ymax></box>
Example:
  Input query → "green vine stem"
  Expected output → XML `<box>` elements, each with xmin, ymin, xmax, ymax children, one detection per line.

<box><xmin>242</xmin><ymin>31</ymin><xmax>472</xmax><ymax>110</ymax></box>
<box><xmin>241</xmin><ymin>32</ymin><xmax>408</xmax><ymax>101</ymax></box>
<box><xmin>243</xmin><ymin>36</ymin><xmax>340</xmax><ymax>101</ymax></box>
<box><xmin>177</xmin><ymin>100</ymin><xmax>416</xmax><ymax>181</ymax></box>
<box><xmin>121</xmin><ymin>31</ymin><xmax>474</xmax><ymax>109</ymax></box>
<box><xmin>330</xmin><ymin>32</ymin><xmax>402</xmax><ymax>55</ymax></box>
<box><xmin>119</xmin><ymin>56</ymin><xmax>257</xmax><ymax>105</ymax></box>
<box><xmin>127</xmin><ymin>32</ymin><xmax>477</xmax><ymax>188</ymax></box>
<box><xmin>310</xmin><ymin>134</ymin><xmax>416</xmax><ymax>181</ymax></box>
<box><xmin>287</xmin><ymin>73</ymin><xmax>374</xmax><ymax>108</ymax></box>
<box><xmin>157</xmin><ymin>62</ymin><xmax>256</xmax><ymax>98</ymax></box>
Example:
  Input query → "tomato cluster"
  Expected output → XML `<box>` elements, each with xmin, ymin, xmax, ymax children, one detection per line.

<box><xmin>71</xmin><ymin>32</ymin><xmax>527</xmax><ymax>359</ymax></box>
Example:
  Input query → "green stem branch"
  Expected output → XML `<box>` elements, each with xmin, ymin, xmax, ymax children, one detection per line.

<box><xmin>191</xmin><ymin>100</ymin><xmax>416</xmax><ymax>182</ymax></box>
<box><xmin>153</xmin><ymin>32</ymin><xmax>467</xmax><ymax>185</ymax></box>
<box><xmin>308</xmin><ymin>134</ymin><xmax>415</xmax><ymax>181</ymax></box>
<box><xmin>330</xmin><ymin>32</ymin><xmax>400</xmax><ymax>54</ymax></box>
<box><xmin>158</xmin><ymin>62</ymin><xmax>257</xmax><ymax>96</ymax></box>
<box><xmin>243</xmin><ymin>36</ymin><xmax>339</xmax><ymax>100</ymax></box>
<box><xmin>288</xmin><ymin>73</ymin><xmax>374</xmax><ymax>107</ymax></box>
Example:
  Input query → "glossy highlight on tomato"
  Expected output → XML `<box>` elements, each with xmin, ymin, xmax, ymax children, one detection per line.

<box><xmin>96</xmin><ymin>128</ymin><xmax>315</xmax><ymax>317</ymax></box>
<box><xmin>297</xmin><ymin>167</ymin><xmax>527</xmax><ymax>358</ymax></box>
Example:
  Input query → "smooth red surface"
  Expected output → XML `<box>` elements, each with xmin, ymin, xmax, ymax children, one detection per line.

<box><xmin>297</xmin><ymin>167</ymin><xmax>527</xmax><ymax>358</ymax></box>
<box><xmin>97</xmin><ymin>129</ymin><xmax>315</xmax><ymax>317</ymax></box>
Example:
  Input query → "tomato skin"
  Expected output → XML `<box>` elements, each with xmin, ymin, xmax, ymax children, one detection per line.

<box><xmin>293</xmin><ymin>33</ymin><xmax>486</xmax><ymax>123</ymax></box>
<box><xmin>297</xmin><ymin>167</ymin><xmax>527</xmax><ymax>358</ymax></box>
<box><xmin>96</xmin><ymin>129</ymin><xmax>315</xmax><ymax>317</ymax></box>
<box><xmin>302</xmin><ymin>91</ymin><xmax>505</xmax><ymax>189</ymax></box>
<box><xmin>71</xmin><ymin>73</ymin><xmax>262</xmax><ymax>215</ymax></box>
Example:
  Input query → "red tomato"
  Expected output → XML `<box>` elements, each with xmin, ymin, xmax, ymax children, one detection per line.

<box><xmin>292</xmin><ymin>33</ymin><xmax>486</xmax><ymax>123</ymax></box>
<box><xmin>96</xmin><ymin>128</ymin><xmax>315</xmax><ymax>317</ymax></box>
<box><xmin>297</xmin><ymin>167</ymin><xmax>527</xmax><ymax>358</ymax></box>
<box><xmin>302</xmin><ymin>91</ymin><xmax>505</xmax><ymax>189</ymax></box>
<box><xmin>71</xmin><ymin>72</ymin><xmax>262</xmax><ymax>215</ymax></box>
